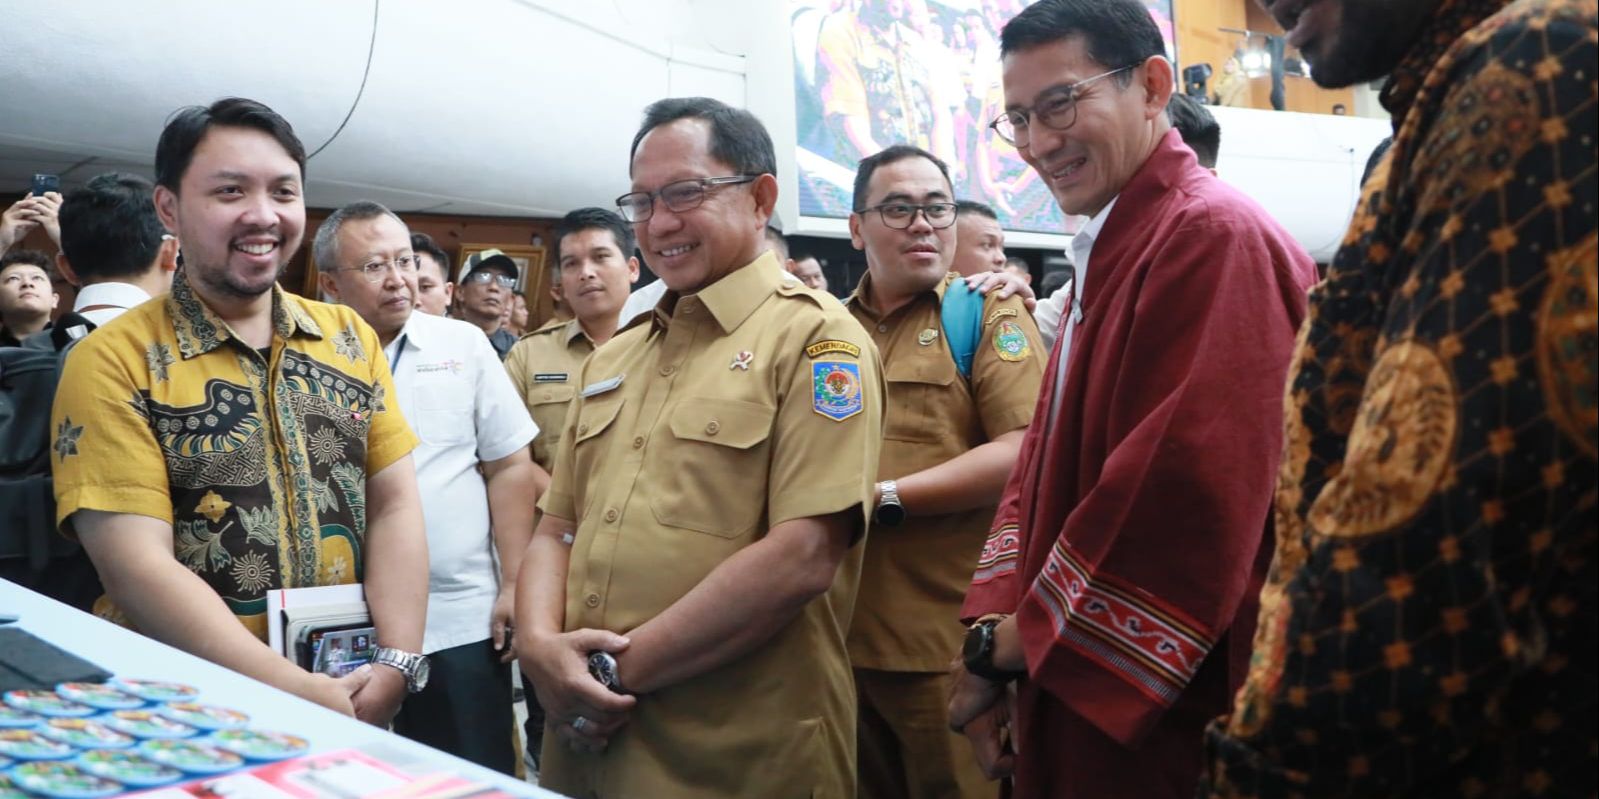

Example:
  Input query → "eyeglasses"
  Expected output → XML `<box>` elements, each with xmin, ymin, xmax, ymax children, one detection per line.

<box><xmin>989</xmin><ymin>64</ymin><xmax>1138</xmax><ymax>147</ymax></box>
<box><xmin>857</xmin><ymin>201</ymin><xmax>958</xmax><ymax>230</ymax></box>
<box><xmin>343</xmin><ymin>254</ymin><xmax>419</xmax><ymax>283</ymax></box>
<box><xmin>616</xmin><ymin>175</ymin><xmax>759</xmax><ymax>223</ymax></box>
<box><xmin>463</xmin><ymin>271</ymin><xmax>516</xmax><ymax>289</ymax></box>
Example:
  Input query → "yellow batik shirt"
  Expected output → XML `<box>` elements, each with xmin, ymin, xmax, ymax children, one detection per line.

<box><xmin>50</xmin><ymin>272</ymin><xmax>417</xmax><ymax>640</ymax></box>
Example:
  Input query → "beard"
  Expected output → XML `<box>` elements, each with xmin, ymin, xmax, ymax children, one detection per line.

<box><xmin>1304</xmin><ymin>0</ymin><xmax>1441</xmax><ymax>89</ymax></box>
<box><xmin>185</xmin><ymin>241</ymin><xmax>291</xmax><ymax>302</ymax></box>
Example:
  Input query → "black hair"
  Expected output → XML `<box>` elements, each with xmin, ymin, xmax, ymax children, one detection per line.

<box><xmin>1040</xmin><ymin>269</ymin><xmax>1071</xmax><ymax>298</ymax></box>
<box><xmin>155</xmin><ymin>97</ymin><xmax>307</xmax><ymax>192</ymax></box>
<box><xmin>554</xmin><ymin>207</ymin><xmax>637</xmax><ymax>267</ymax></box>
<box><xmin>955</xmin><ymin>199</ymin><xmax>999</xmax><ymax>220</ymax></box>
<box><xmin>852</xmin><ymin>144</ymin><xmax>953</xmax><ymax>212</ymax></box>
<box><xmin>0</xmin><ymin>248</ymin><xmax>52</xmax><ymax>274</ymax></box>
<box><xmin>1165</xmin><ymin>94</ymin><xmax>1221</xmax><ymax>169</ymax></box>
<box><xmin>764</xmin><ymin>226</ymin><xmax>790</xmax><ymax>261</ymax></box>
<box><xmin>410</xmin><ymin>232</ymin><xmax>451</xmax><ymax>281</ymax></box>
<box><xmin>1000</xmin><ymin>0</ymin><xmax>1165</xmax><ymax>84</ymax></box>
<box><xmin>629</xmin><ymin>97</ymin><xmax>777</xmax><ymax>178</ymax></box>
<box><xmin>58</xmin><ymin>172</ymin><xmax>168</xmax><ymax>281</ymax></box>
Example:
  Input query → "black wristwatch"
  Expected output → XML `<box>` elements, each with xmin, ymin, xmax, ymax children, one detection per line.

<box><xmin>874</xmin><ymin>480</ymin><xmax>906</xmax><ymax>527</ymax></box>
<box><xmin>587</xmin><ymin>651</ymin><xmax>628</xmax><ymax>695</ymax></box>
<box><xmin>962</xmin><ymin>617</ymin><xmax>1023</xmax><ymax>684</ymax></box>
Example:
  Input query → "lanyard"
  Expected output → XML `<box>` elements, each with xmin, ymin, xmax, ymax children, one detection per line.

<box><xmin>388</xmin><ymin>334</ymin><xmax>409</xmax><ymax>372</ymax></box>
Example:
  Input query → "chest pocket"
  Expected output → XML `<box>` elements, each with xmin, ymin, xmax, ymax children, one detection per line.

<box><xmin>882</xmin><ymin>355</ymin><xmax>958</xmax><ymax>443</ymax></box>
<box><xmin>527</xmin><ymin>384</ymin><xmax>577</xmax><ymax>466</ymax></box>
<box><xmin>652</xmin><ymin>398</ymin><xmax>775</xmax><ymax>538</ymax></box>
<box><xmin>414</xmin><ymin>377</ymin><xmax>474</xmax><ymax>447</ymax></box>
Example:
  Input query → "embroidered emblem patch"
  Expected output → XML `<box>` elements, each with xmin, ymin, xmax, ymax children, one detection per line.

<box><xmin>917</xmin><ymin>328</ymin><xmax>939</xmax><ymax>346</ymax></box>
<box><xmin>812</xmin><ymin>361</ymin><xmax>864</xmax><ymax>421</ymax></box>
<box><xmin>994</xmin><ymin>320</ymin><xmax>1031</xmax><ymax>362</ymax></box>
<box><xmin>986</xmin><ymin>308</ymin><xmax>1019</xmax><ymax>325</ymax></box>
<box><xmin>805</xmin><ymin>339</ymin><xmax>861</xmax><ymax>359</ymax></box>
<box><xmin>533</xmin><ymin>373</ymin><xmax>568</xmax><ymax>383</ymax></box>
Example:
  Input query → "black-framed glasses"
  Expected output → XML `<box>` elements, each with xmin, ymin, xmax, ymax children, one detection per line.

<box><xmin>616</xmin><ymin>175</ymin><xmax>759</xmax><ymax>223</ymax></box>
<box><xmin>857</xmin><ymin>201</ymin><xmax>958</xmax><ymax>230</ymax></box>
<box><xmin>463</xmin><ymin>271</ymin><xmax>516</xmax><ymax>289</ymax></box>
<box><xmin>343</xmin><ymin>254</ymin><xmax>420</xmax><ymax>283</ymax></box>
<box><xmin>989</xmin><ymin>64</ymin><xmax>1138</xmax><ymax>147</ymax></box>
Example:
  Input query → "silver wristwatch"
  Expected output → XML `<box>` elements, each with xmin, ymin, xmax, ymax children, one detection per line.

<box><xmin>371</xmin><ymin>647</ymin><xmax>431</xmax><ymax>693</ymax></box>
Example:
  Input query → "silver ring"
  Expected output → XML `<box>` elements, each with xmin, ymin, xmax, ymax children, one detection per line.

<box><xmin>572</xmin><ymin>716</ymin><xmax>590</xmax><ymax>733</ymax></box>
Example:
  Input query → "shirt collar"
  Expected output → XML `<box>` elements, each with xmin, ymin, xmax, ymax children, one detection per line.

<box><xmin>845</xmin><ymin>269</ymin><xmax>949</xmax><ymax>320</ymax></box>
<box><xmin>654</xmin><ymin>251</ymin><xmax>787</xmax><ymax>334</ymax></box>
<box><xmin>168</xmin><ymin>270</ymin><xmax>324</xmax><ymax>360</ymax></box>
<box><xmin>1379</xmin><ymin>0</ymin><xmax>1509</xmax><ymax>122</ymax></box>
<box><xmin>390</xmin><ymin>310</ymin><xmax>427</xmax><ymax>353</ymax></box>
<box><xmin>1069</xmin><ymin>196</ymin><xmax>1119</xmax><ymax>278</ymax></box>
<box><xmin>73</xmin><ymin>282</ymin><xmax>152</xmax><ymax>312</ymax></box>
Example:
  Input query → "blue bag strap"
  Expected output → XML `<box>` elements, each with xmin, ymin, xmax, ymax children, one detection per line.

<box><xmin>939</xmin><ymin>278</ymin><xmax>985</xmax><ymax>380</ymax></box>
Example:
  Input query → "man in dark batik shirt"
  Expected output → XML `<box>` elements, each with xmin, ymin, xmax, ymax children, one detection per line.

<box><xmin>1203</xmin><ymin>0</ymin><xmax>1596</xmax><ymax>796</ymax></box>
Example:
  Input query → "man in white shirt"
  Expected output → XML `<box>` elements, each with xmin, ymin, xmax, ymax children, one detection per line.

<box><xmin>316</xmin><ymin>200</ymin><xmax>548</xmax><ymax>774</ymax></box>
<box><xmin>52</xmin><ymin>173</ymin><xmax>178</xmax><ymax>328</ymax></box>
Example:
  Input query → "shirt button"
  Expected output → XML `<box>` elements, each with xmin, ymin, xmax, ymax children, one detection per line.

<box><xmin>632</xmin><ymin>436</ymin><xmax>645</xmax><ymax>449</ymax></box>
<box><xmin>877</xmin><ymin>323</ymin><xmax>889</xmax><ymax>333</ymax></box>
<box><xmin>705</xmin><ymin>420</ymin><xmax>721</xmax><ymax>435</ymax></box>
<box><xmin>660</xmin><ymin>364</ymin><xmax>675</xmax><ymax>376</ymax></box>
<box><xmin>603</xmin><ymin>508</ymin><xmax>619</xmax><ymax>523</ymax></box>
<box><xmin>578</xmin><ymin>423</ymin><xmax>589</xmax><ymax>435</ymax></box>
<box><xmin>682</xmin><ymin>304</ymin><xmax>695</xmax><ymax>315</ymax></box>
<box><xmin>585</xmin><ymin>593</ymin><xmax>601</xmax><ymax>608</ymax></box>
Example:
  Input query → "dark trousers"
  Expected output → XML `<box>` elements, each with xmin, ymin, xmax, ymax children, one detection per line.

<box><xmin>392</xmin><ymin>639</ymin><xmax>515</xmax><ymax>775</ymax></box>
<box><xmin>521</xmin><ymin>668</ymin><xmax>545</xmax><ymax>768</ymax></box>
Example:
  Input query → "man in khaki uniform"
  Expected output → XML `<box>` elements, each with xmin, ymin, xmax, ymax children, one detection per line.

<box><xmin>844</xmin><ymin>145</ymin><xmax>1044</xmax><ymax>799</ymax></box>
<box><xmin>515</xmin><ymin>97</ymin><xmax>884</xmax><ymax>799</ymax></box>
<box><xmin>505</xmin><ymin>207</ymin><xmax>641</xmax><ymax>473</ymax></box>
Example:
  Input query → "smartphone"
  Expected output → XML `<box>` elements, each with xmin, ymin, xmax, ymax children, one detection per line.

<box><xmin>30</xmin><ymin>174</ymin><xmax>60</xmax><ymax>197</ymax></box>
<box><xmin>301</xmin><ymin>622</ymin><xmax>377</xmax><ymax>676</ymax></box>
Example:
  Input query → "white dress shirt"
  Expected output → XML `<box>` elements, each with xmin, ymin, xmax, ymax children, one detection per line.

<box><xmin>618</xmin><ymin>278</ymin><xmax>668</xmax><ymax>326</ymax></box>
<box><xmin>382</xmin><ymin>311</ymin><xmax>539</xmax><ymax>654</ymax></box>
<box><xmin>1045</xmin><ymin>196</ymin><xmax>1117</xmax><ymax>430</ymax></box>
<box><xmin>72</xmin><ymin>281</ymin><xmax>153</xmax><ymax>327</ymax></box>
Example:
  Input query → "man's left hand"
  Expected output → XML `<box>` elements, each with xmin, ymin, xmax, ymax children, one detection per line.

<box><xmin>21</xmin><ymin>192</ymin><xmax>62</xmax><ymax>248</ymax></box>
<box><xmin>948</xmin><ymin>660</ymin><xmax>1006</xmax><ymax>733</ymax></box>
<box><xmin>351</xmin><ymin>664</ymin><xmax>408</xmax><ymax>727</ymax></box>
<box><xmin>965</xmin><ymin>270</ymin><xmax>1038</xmax><ymax>313</ymax></box>
<box><xmin>491</xmin><ymin>589</ymin><xmax>516</xmax><ymax>663</ymax></box>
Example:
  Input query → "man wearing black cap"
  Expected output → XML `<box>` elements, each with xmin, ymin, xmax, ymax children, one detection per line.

<box><xmin>456</xmin><ymin>248</ymin><xmax>521</xmax><ymax>360</ymax></box>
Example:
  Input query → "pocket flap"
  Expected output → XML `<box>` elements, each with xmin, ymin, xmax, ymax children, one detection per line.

<box><xmin>574</xmin><ymin>396</ymin><xmax>625</xmax><ymax>444</ymax></box>
<box><xmin>528</xmin><ymin>384</ymin><xmax>576</xmax><ymax>405</ymax></box>
<box><xmin>884</xmin><ymin>354</ymin><xmax>956</xmax><ymax>387</ymax></box>
<box><xmin>668</xmin><ymin>399</ymin><xmax>774</xmax><ymax>449</ymax></box>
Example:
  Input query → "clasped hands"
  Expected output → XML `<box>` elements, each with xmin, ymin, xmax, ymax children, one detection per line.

<box><xmin>519</xmin><ymin>628</ymin><xmax>636</xmax><ymax>754</ymax></box>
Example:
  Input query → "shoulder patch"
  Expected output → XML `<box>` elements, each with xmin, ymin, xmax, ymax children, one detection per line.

<box><xmin>806</xmin><ymin>339</ymin><xmax>862</xmax><ymax>359</ymax></box>
<box><xmin>993</xmin><ymin>320</ymin><xmax>1032</xmax><ymax>362</ymax></box>
<box><xmin>812</xmin><ymin>361</ymin><xmax>864</xmax><ymax>421</ymax></box>
<box><xmin>986</xmin><ymin>307</ymin><xmax>1019</xmax><ymax>325</ymax></box>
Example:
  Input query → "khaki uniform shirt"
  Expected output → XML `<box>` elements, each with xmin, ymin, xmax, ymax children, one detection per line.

<box><xmin>504</xmin><ymin>318</ymin><xmax>596</xmax><ymax>472</ymax></box>
<box><xmin>50</xmin><ymin>273</ymin><xmax>416</xmax><ymax>640</ymax></box>
<box><xmin>538</xmin><ymin>253</ymin><xmax>884</xmax><ymax>799</ymax></box>
<box><xmin>844</xmin><ymin>272</ymin><xmax>1044</xmax><ymax>671</ymax></box>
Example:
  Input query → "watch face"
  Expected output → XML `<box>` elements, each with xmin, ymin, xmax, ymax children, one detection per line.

<box><xmin>413</xmin><ymin>657</ymin><xmax>431</xmax><ymax>690</ymax></box>
<box><xmin>876</xmin><ymin>502</ymin><xmax>906</xmax><ymax>527</ymax></box>
<box><xmin>961</xmin><ymin>623</ymin><xmax>990</xmax><ymax>662</ymax></box>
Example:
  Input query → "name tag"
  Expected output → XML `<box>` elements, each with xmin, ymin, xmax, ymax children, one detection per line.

<box><xmin>581</xmin><ymin>374</ymin><xmax>625</xmax><ymax>398</ymax></box>
<box><xmin>534</xmin><ymin>372</ymin><xmax>568</xmax><ymax>383</ymax></box>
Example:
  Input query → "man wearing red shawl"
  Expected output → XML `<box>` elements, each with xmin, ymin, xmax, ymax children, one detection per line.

<box><xmin>946</xmin><ymin>1</ymin><xmax>1318</xmax><ymax>797</ymax></box>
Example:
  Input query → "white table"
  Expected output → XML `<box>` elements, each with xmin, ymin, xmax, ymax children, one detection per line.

<box><xmin>0</xmin><ymin>580</ymin><xmax>564</xmax><ymax>798</ymax></box>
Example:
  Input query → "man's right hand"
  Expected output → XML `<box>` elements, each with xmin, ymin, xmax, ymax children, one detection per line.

<box><xmin>0</xmin><ymin>197</ymin><xmax>40</xmax><ymax>252</ymax></box>
<box><xmin>518</xmin><ymin>628</ymin><xmax>637</xmax><ymax>753</ymax></box>
<box><xmin>298</xmin><ymin>665</ymin><xmax>375</xmax><ymax>717</ymax></box>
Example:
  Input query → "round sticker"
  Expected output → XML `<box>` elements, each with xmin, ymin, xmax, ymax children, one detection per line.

<box><xmin>0</xmin><ymin>706</ymin><xmax>42</xmax><ymax>729</ymax></box>
<box><xmin>159</xmin><ymin>702</ymin><xmax>249</xmax><ymax>731</ymax></box>
<box><xmin>107</xmin><ymin>679</ymin><xmax>200</xmax><ymax>703</ymax></box>
<box><xmin>2</xmin><ymin>690</ymin><xmax>95</xmax><ymax>718</ymax></box>
<box><xmin>77</xmin><ymin>749</ymin><xmax>185</xmax><ymax>788</ymax></box>
<box><xmin>210</xmin><ymin>728</ymin><xmax>310</xmax><ymax>761</ymax></box>
<box><xmin>8</xmin><ymin>761</ymin><xmax>124</xmax><ymax>799</ymax></box>
<box><xmin>54</xmin><ymin>683</ymin><xmax>144</xmax><ymax>711</ymax></box>
<box><xmin>0</xmin><ymin>728</ymin><xmax>77</xmax><ymax>760</ymax></box>
<box><xmin>137</xmin><ymin>739</ymin><xmax>244</xmax><ymax>774</ymax></box>
<box><xmin>100</xmin><ymin>710</ymin><xmax>198</xmax><ymax>740</ymax></box>
<box><xmin>38</xmin><ymin>719</ymin><xmax>136</xmax><ymax>750</ymax></box>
